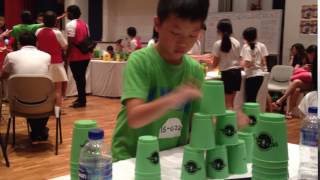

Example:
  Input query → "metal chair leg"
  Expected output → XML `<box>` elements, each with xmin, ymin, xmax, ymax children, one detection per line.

<box><xmin>5</xmin><ymin>117</ymin><xmax>11</xmax><ymax>150</ymax></box>
<box><xmin>58</xmin><ymin>116</ymin><xmax>62</xmax><ymax>144</ymax></box>
<box><xmin>12</xmin><ymin>116</ymin><xmax>15</xmax><ymax>146</ymax></box>
<box><xmin>0</xmin><ymin>134</ymin><xmax>9</xmax><ymax>167</ymax></box>
<box><xmin>55</xmin><ymin>117</ymin><xmax>58</xmax><ymax>155</ymax></box>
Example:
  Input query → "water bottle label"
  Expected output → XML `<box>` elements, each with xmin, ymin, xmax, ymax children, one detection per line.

<box><xmin>79</xmin><ymin>163</ymin><xmax>112</xmax><ymax>180</ymax></box>
<box><xmin>301</xmin><ymin>128</ymin><xmax>318</xmax><ymax>147</ymax></box>
<box><xmin>79</xmin><ymin>165</ymin><xmax>89</xmax><ymax>180</ymax></box>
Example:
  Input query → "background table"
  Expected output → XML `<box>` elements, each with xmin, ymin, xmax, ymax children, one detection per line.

<box><xmin>66</xmin><ymin>60</ymin><xmax>127</xmax><ymax>98</ymax></box>
<box><xmin>206</xmin><ymin>71</ymin><xmax>270</xmax><ymax>112</ymax></box>
<box><xmin>51</xmin><ymin>143</ymin><xmax>299</xmax><ymax>180</ymax></box>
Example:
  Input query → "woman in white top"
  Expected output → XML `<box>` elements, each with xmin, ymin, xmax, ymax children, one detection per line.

<box><xmin>212</xmin><ymin>19</ymin><xmax>242</xmax><ymax>109</ymax></box>
<box><xmin>147</xmin><ymin>28</ymin><xmax>158</xmax><ymax>47</ymax></box>
<box><xmin>241</xmin><ymin>27</ymin><xmax>268</xmax><ymax>103</ymax></box>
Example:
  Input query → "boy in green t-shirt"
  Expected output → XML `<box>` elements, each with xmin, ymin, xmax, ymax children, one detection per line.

<box><xmin>112</xmin><ymin>0</ymin><xmax>210</xmax><ymax>162</ymax></box>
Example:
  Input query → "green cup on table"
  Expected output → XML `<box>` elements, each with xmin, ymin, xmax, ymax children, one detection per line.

<box><xmin>206</xmin><ymin>145</ymin><xmax>229</xmax><ymax>179</ymax></box>
<box><xmin>238</xmin><ymin>131</ymin><xmax>254</xmax><ymax>163</ymax></box>
<box><xmin>135</xmin><ymin>136</ymin><xmax>161</xmax><ymax>176</ymax></box>
<box><xmin>253</xmin><ymin>113</ymin><xmax>288</xmax><ymax>162</ymax></box>
<box><xmin>181</xmin><ymin>145</ymin><xmax>206</xmax><ymax>180</ymax></box>
<box><xmin>190</xmin><ymin>113</ymin><xmax>215</xmax><ymax>150</ymax></box>
<box><xmin>216</xmin><ymin>110</ymin><xmax>238</xmax><ymax>145</ymax></box>
<box><xmin>227</xmin><ymin>140</ymin><xmax>247</xmax><ymax>174</ymax></box>
<box><xmin>70</xmin><ymin>120</ymin><xmax>97</xmax><ymax>180</ymax></box>
<box><xmin>241</xmin><ymin>102</ymin><xmax>260</xmax><ymax>133</ymax></box>
<box><xmin>199</xmin><ymin>80</ymin><xmax>226</xmax><ymax>115</ymax></box>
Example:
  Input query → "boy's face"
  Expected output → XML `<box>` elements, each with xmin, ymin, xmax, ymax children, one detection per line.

<box><xmin>155</xmin><ymin>15</ymin><xmax>202</xmax><ymax>62</ymax></box>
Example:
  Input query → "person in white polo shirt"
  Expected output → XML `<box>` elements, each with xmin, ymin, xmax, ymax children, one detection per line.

<box><xmin>2</xmin><ymin>32</ymin><xmax>51</xmax><ymax>141</ymax></box>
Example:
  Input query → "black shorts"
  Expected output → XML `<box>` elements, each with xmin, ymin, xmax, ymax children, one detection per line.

<box><xmin>221</xmin><ymin>68</ymin><xmax>242</xmax><ymax>94</ymax></box>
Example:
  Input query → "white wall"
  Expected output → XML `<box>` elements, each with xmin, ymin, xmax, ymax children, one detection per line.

<box><xmin>282</xmin><ymin>0</ymin><xmax>317</xmax><ymax>64</ymax></box>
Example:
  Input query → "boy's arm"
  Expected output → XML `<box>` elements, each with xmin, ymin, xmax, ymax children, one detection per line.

<box><xmin>126</xmin><ymin>84</ymin><xmax>201</xmax><ymax>129</ymax></box>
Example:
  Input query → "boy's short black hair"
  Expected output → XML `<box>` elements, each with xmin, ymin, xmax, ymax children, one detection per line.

<box><xmin>19</xmin><ymin>31</ymin><xmax>37</xmax><ymax>46</ymax></box>
<box><xmin>107</xmin><ymin>45</ymin><xmax>114</xmax><ymax>51</ymax></box>
<box><xmin>157</xmin><ymin>0</ymin><xmax>209</xmax><ymax>23</ymax></box>
<box><xmin>67</xmin><ymin>5</ymin><xmax>81</xmax><ymax>19</ymax></box>
<box><xmin>21</xmin><ymin>10</ymin><xmax>33</xmax><ymax>24</ymax></box>
<box><xmin>44</xmin><ymin>11</ymin><xmax>57</xmax><ymax>28</ymax></box>
<box><xmin>127</xmin><ymin>27</ymin><xmax>137</xmax><ymax>37</ymax></box>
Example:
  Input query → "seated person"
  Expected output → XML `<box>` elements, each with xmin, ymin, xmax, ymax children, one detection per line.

<box><xmin>1</xmin><ymin>32</ymin><xmax>51</xmax><ymax>141</ymax></box>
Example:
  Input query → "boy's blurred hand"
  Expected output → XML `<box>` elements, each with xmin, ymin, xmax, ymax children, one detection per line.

<box><xmin>171</xmin><ymin>83</ymin><xmax>202</xmax><ymax>107</ymax></box>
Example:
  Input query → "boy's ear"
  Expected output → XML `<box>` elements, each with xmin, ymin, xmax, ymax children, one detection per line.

<box><xmin>154</xmin><ymin>16</ymin><xmax>160</xmax><ymax>32</ymax></box>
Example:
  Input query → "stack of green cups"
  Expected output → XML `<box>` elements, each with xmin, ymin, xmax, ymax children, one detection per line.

<box><xmin>199</xmin><ymin>80</ymin><xmax>226</xmax><ymax>115</ymax></box>
<box><xmin>181</xmin><ymin>145</ymin><xmax>206</xmax><ymax>180</ymax></box>
<box><xmin>190</xmin><ymin>113</ymin><xmax>215</xmax><ymax>150</ymax></box>
<box><xmin>238</xmin><ymin>132</ymin><xmax>254</xmax><ymax>163</ymax></box>
<box><xmin>227</xmin><ymin>140</ymin><xmax>247</xmax><ymax>174</ymax></box>
<box><xmin>206</xmin><ymin>145</ymin><xmax>229</xmax><ymax>179</ymax></box>
<box><xmin>252</xmin><ymin>113</ymin><xmax>288</xmax><ymax>180</ymax></box>
<box><xmin>135</xmin><ymin>136</ymin><xmax>161</xmax><ymax>180</ymax></box>
<box><xmin>70</xmin><ymin>120</ymin><xmax>97</xmax><ymax>180</ymax></box>
<box><xmin>216</xmin><ymin>110</ymin><xmax>238</xmax><ymax>145</ymax></box>
<box><xmin>241</xmin><ymin>102</ymin><xmax>260</xmax><ymax>133</ymax></box>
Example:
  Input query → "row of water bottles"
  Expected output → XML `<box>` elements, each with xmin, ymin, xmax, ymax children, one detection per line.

<box><xmin>298</xmin><ymin>106</ymin><xmax>318</xmax><ymax>180</ymax></box>
<box><xmin>79</xmin><ymin>129</ymin><xmax>112</xmax><ymax>180</ymax></box>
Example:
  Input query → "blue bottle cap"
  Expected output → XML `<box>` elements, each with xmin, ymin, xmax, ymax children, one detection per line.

<box><xmin>88</xmin><ymin>128</ymin><xmax>104</xmax><ymax>140</ymax></box>
<box><xmin>308</xmin><ymin>107</ymin><xmax>318</xmax><ymax>114</ymax></box>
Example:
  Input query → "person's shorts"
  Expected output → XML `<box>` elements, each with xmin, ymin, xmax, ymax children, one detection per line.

<box><xmin>221</xmin><ymin>68</ymin><xmax>242</xmax><ymax>94</ymax></box>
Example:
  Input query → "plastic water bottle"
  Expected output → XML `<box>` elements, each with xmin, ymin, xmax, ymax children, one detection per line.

<box><xmin>298</xmin><ymin>107</ymin><xmax>318</xmax><ymax>180</ymax></box>
<box><xmin>79</xmin><ymin>128</ymin><xmax>112</xmax><ymax>180</ymax></box>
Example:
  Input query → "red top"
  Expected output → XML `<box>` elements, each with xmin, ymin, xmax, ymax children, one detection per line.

<box><xmin>0</xmin><ymin>37</ymin><xmax>14</xmax><ymax>70</ymax></box>
<box><xmin>37</xmin><ymin>28</ymin><xmax>63</xmax><ymax>64</ymax></box>
<box><xmin>68</xmin><ymin>20</ymin><xmax>91</xmax><ymax>62</ymax></box>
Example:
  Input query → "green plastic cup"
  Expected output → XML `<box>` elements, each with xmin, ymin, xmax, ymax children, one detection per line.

<box><xmin>252</xmin><ymin>165</ymin><xmax>288</xmax><ymax>174</ymax></box>
<box><xmin>253</xmin><ymin>113</ymin><xmax>288</xmax><ymax>162</ymax></box>
<box><xmin>252</xmin><ymin>169</ymin><xmax>288</xmax><ymax>179</ymax></box>
<box><xmin>181</xmin><ymin>145</ymin><xmax>206</xmax><ymax>180</ymax></box>
<box><xmin>252</xmin><ymin>157</ymin><xmax>288</xmax><ymax>168</ymax></box>
<box><xmin>135</xmin><ymin>136</ymin><xmax>161</xmax><ymax>174</ymax></box>
<box><xmin>70</xmin><ymin>120</ymin><xmax>97</xmax><ymax>180</ymax></box>
<box><xmin>227</xmin><ymin>140</ymin><xmax>247</xmax><ymax>174</ymax></box>
<box><xmin>216</xmin><ymin>110</ymin><xmax>238</xmax><ymax>145</ymax></box>
<box><xmin>199</xmin><ymin>80</ymin><xmax>226</xmax><ymax>115</ymax></box>
<box><xmin>135</xmin><ymin>172</ymin><xmax>161</xmax><ymax>180</ymax></box>
<box><xmin>190</xmin><ymin>113</ymin><xmax>215</xmax><ymax>150</ymax></box>
<box><xmin>206</xmin><ymin>145</ymin><xmax>229</xmax><ymax>179</ymax></box>
<box><xmin>241</xmin><ymin>103</ymin><xmax>260</xmax><ymax>133</ymax></box>
<box><xmin>238</xmin><ymin>132</ymin><xmax>254</xmax><ymax>163</ymax></box>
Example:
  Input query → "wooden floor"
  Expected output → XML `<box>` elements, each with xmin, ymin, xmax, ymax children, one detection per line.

<box><xmin>0</xmin><ymin>96</ymin><xmax>300</xmax><ymax>180</ymax></box>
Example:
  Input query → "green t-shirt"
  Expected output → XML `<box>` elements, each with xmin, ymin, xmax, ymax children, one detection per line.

<box><xmin>11</xmin><ymin>24</ymin><xmax>43</xmax><ymax>47</ymax></box>
<box><xmin>111</xmin><ymin>46</ymin><xmax>204</xmax><ymax>162</ymax></box>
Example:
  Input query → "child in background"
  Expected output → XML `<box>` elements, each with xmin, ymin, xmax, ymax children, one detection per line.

<box><xmin>147</xmin><ymin>27</ymin><xmax>159</xmax><ymax>47</ymax></box>
<box><xmin>106</xmin><ymin>45</ymin><xmax>114</xmax><ymax>59</ymax></box>
<box><xmin>241</xmin><ymin>27</ymin><xmax>268</xmax><ymax>103</ymax></box>
<box><xmin>288</xmin><ymin>43</ymin><xmax>306</xmax><ymax>68</ymax></box>
<box><xmin>126</xmin><ymin>26</ymin><xmax>142</xmax><ymax>52</ymax></box>
<box><xmin>212</xmin><ymin>19</ymin><xmax>242</xmax><ymax>110</ymax></box>
<box><xmin>112</xmin><ymin>0</ymin><xmax>209</xmax><ymax>162</ymax></box>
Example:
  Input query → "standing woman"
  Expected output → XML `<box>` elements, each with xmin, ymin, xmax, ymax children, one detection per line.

<box><xmin>36</xmin><ymin>11</ymin><xmax>68</xmax><ymax>108</ymax></box>
<box><xmin>241</xmin><ymin>27</ymin><xmax>268</xmax><ymax>103</ymax></box>
<box><xmin>212</xmin><ymin>19</ymin><xmax>242</xmax><ymax>109</ymax></box>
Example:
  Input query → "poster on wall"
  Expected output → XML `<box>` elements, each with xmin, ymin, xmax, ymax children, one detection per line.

<box><xmin>300</xmin><ymin>4</ymin><xmax>317</xmax><ymax>35</ymax></box>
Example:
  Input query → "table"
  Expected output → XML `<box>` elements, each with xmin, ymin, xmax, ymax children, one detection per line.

<box><xmin>206</xmin><ymin>71</ymin><xmax>270</xmax><ymax>112</ymax></box>
<box><xmin>66</xmin><ymin>60</ymin><xmax>127</xmax><ymax>98</ymax></box>
<box><xmin>51</xmin><ymin>143</ymin><xmax>300</xmax><ymax>180</ymax></box>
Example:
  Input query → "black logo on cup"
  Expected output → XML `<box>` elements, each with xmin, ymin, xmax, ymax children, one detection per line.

<box><xmin>248</xmin><ymin>115</ymin><xmax>257</xmax><ymax>126</ymax></box>
<box><xmin>220</xmin><ymin>124</ymin><xmax>236</xmax><ymax>137</ymax></box>
<box><xmin>147</xmin><ymin>151</ymin><xmax>159</xmax><ymax>165</ymax></box>
<box><xmin>184</xmin><ymin>160</ymin><xmax>201</xmax><ymax>174</ymax></box>
<box><xmin>256</xmin><ymin>132</ymin><xmax>278</xmax><ymax>151</ymax></box>
<box><xmin>210</xmin><ymin>159</ymin><xmax>225</xmax><ymax>171</ymax></box>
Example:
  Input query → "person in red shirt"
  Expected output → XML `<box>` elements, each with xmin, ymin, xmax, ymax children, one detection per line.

<box><xmin>66</xmin><ymin>5</ymin><xmax>91</xmax><ymax>108</ymax></box>
<box><xmin>36</xmin><ymin>11</ymin><xmax>68</xmax><ymax>108</ymax></box>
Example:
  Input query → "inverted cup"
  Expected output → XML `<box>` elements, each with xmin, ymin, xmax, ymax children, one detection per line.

<box><xmin>135</xmin><ymin>136</ymin><xmax>161</xmax><ymax>174</ymax></box>
<box><xmin>252</xmin><ymin>157</ymin><xmax>288</xmax><ymax>168</ymax></box>
<box><xmin>216</xmin><ymin>110</ymin><xmax>238</xmax><ymax>145</ymax></box>
<box><xmin>206</xmin><ymin>145</ymin><xmax>229</xmax><ymax>179</ymax></box>
<box><xmin>181</xmin><ymin>145</ymin><xmax>206</xmax><ymax>180</ymax></box>
<box><xmin>70</xmin><ymin>120</ymin><xmax>97</xmax><ymax>180</ymax></box>
<box><xmin>199</xmin><ymin>80</ymin><xmax>226</xmax><ymax>115</ymax></box>
<box><xmin>253</xmin><ymin>113</ymin><xmax>288</xmax><ymax>162</ymax></box>
<box><xmin>241</xmin><ymin>102</ymin><xmax>260</xmax><ymax>133</ymax></box>
<box><xmin>253</xmin><ymin>169</ymin><xmax>288</xmax><ymax>179</ymax></box>
<box><xmin>227</xmin><ymin>140</ymin><xmax>247</xmax><ymax>174</ymax></box>
<box><xmin>252</xmin><ymin>165</ymin><xmax>288</xmax><ymax>174</ymax></box>
<box><xmin>190</xmin><ymin>113</ymin><xmax>215</xmax><ymax>150</ymax></box>
<box><xmin>238</xmin><ymin>132</ymin><xmax>254</xmax><ymax>163</ymax></box>
<box><xmin>135</xmin><ymin>172</ymin><xmax>161</xmax><ymax>180</ymax></box>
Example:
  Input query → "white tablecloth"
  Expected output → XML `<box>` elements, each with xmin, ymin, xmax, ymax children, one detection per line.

<box><xmin>90</xmin><ymin>60</ymin><xmax>126</xmax><ymax>97</ymax></box>
<box><xmin>51</xmin><ymin>143</ymin><xmax>300</xmax><ymax>180</ymax></box>
<box><xmin>66</xmin><ymin>60</ymin><xmax>127</xmax><ymax>97</ymax></box>
<box><xmin>206</xmin><ymin>71</ymin><xmax>270</xmax><ymax>112</ymax></box>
